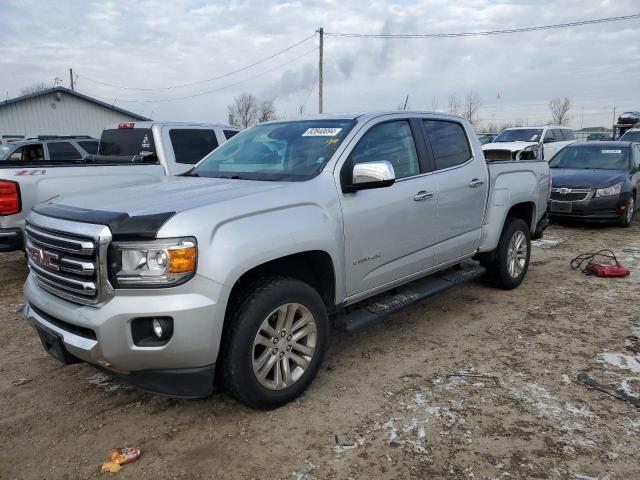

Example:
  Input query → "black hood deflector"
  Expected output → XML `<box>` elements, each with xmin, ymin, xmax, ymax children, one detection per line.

<box><xmin>33</xmin><ymin>203</ymin><xmax>175</xmax><ymax>239</ymax></box>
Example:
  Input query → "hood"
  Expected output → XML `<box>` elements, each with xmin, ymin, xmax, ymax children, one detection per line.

<box><xmin>550</xmin><ymin>168</ymin><xmax>627</xmax><ymax>188</ymax></box>
<box><xmin>33</xmin><ymin>176</ymin><xmax>291</xmax><ymax>237</ymax></box>
<box><xmin>482</xmin><ymin>141</ymin><xmax>537</xmax><ymax>153</ymax></box>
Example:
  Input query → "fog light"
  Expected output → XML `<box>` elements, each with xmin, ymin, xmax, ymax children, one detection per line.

<box><xmin>152</xmin><ymin>318</ymin><xmax>163</xmax><ymax>338</ymax></box>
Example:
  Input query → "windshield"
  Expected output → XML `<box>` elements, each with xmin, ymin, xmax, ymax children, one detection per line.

<box><xmin>0</xmin><ymin>144</ymin><xmax>13</xmax><ymax>160</ymax></box>
<box><xmin>493</xmin><ymin>129</ymin><xmax>543</xmax><ymax>143</ymax></box>
<box><xmin>193</xmin><ymin>119</ymin><xmax>355</xmax><ymax>181</ymax></box>
<box><xmin>549</xmin><ymin>146</ymin><xmax>630</xmax><ymax>170</ymax></box>
<box><xmin>98</xmin><ymin>128</ymin><xmax>156</xmax><ymax>160</ymax></box>
<box><xmin>620</xmin><ymin>131</ymin><xmax>640</xmax><ymax>142</ymax></box>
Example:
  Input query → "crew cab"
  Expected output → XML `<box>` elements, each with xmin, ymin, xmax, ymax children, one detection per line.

<box><xmin>0</xmin><ymin>121</ymin><xmax>239</xmax><ymax>251</ymax></box>
<box><xmin>483</xmin><ymin>126</ymin><xmax>576</xmax><ymax>161</ymax></box>
<box><xmin>23</xmin><ymin>112</ymin><xmax>550</xmax><ymax>409</ymax></box>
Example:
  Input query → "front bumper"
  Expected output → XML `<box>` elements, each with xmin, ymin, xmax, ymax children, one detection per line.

<box><xmin>548</xmin><ymin>194</ymin><xmax>629</xmax><ymax>222</ymax></box>
<box><xmin>0</xmin><ymin>228</ymin><xmax>24</xmax><ymax>252</ymax></box>
<box><xmin>24</xmin><ymin>273</ymin><xmax>230</xmax><ymax>397</ymax></box>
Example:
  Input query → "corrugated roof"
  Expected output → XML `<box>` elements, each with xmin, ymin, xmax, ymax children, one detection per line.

<box><xmin>0</xmin><ymin>86</ymin><xmax>150</xmax><ymax>120</ymax></box>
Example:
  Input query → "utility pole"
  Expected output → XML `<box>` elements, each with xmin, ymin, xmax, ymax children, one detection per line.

<box><xmin>69</xmin><ymin>68</ymin><xmax>75</xmax><ymax>91</ymax></box>
<box><xmin>318</xmin><ymin>27</ymin><xmax>323</xmax><ymax>114</ymax></box>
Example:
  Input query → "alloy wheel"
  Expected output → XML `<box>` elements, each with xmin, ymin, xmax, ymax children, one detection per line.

<box><xmin>507</xmin><ymin>230</ymin><xmax>528</xmax><ymax>279</ymax></box>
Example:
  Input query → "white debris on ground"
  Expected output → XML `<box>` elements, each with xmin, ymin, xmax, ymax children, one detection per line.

<box><xmin>562</xmin><ymin>374</ymin><xmax>572</xmax><ymax>385</ymax></box>
<box><xmin>596</xmin><ymin>352</ymin><xmax>640</xmax><ymax>373</ymax></box>
<box><xmin>87</xmin><ymin>373</ymin><xmax>132</xmax><ymax>392</ymax></box>
<box><xmin>532</xmin><ymin>237</ymin><xmax>564</xmax><ymax>249</ymax></box>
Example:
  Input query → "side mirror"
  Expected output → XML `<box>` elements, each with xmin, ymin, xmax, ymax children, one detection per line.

<box><xmin>344</xmin><ymin>161</ymin><xmax>396</xmax><ymax>192</ymax></box>
<box><xmin>543</xmin><ymin>137</ymin><xmax>555</xmax><ymax>144</ymax></box>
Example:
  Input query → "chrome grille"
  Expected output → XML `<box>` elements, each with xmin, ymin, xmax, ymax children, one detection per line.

<box><xmin>550</xmin><ymin>188</ymin><xmax>591</xmax><ymax>202</ymax></box>
<box><xmin>25</xmin><ymin>212</ymin><xmax>114</xmax><ymax>305</ymax></box>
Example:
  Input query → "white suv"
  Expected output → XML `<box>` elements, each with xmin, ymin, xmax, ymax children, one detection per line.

<box><xmin>483</xmin><ymin>126</ymin><xmax>576</xmax><ymax>161</ymax></box>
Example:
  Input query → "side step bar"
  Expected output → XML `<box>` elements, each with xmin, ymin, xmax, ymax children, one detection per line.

<box><xmin>333</xmin><ymin>261</ymin><xmax>486</xmax><ymax>332</ymax></box>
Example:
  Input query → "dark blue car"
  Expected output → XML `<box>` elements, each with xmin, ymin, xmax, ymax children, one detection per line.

<box><xmin>548</xmin><ymin>141</ymin><xmax>640</xmax><ymax>227</ymax></box>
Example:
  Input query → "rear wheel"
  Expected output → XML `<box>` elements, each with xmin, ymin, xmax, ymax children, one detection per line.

<box><xmin>222</xmin><ymin>276</ymin><xmax>328</xmax><ymax>410</ymax></box>
<box><xmin>619</xmin><ymin>195</ymin><xmax>635</xmax><ymax>228</ymax></box>
<box><xmin>483</xmin><ymin>218</ymin><xmax>531</xmax><ymax>290</ymax></box>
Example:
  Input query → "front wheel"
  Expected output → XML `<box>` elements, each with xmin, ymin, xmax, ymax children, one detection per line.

<box><xmin>222</xmin><ymin>276</ymin><xmax>328</xmax><ymax>410</ymax></box>
<box><xmin>619</xmin><ymin>195</ymin><xmax>635</xmax><ymax>228</ymax></box>
<box><xmin>483</xmin><ymin>218</ymin><xmax>531</xmax><ymax>290</ymax></box>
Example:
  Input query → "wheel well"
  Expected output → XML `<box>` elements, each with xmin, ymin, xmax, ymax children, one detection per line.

<box><xmin>227</xmin><ymin>251</ymin><xmax>336</xmax><ymax>310</ymax></box>
<box><xmin>506</xmin><ymin>202</ymin><xmax>535</xmax><ymax>230</ymax></box>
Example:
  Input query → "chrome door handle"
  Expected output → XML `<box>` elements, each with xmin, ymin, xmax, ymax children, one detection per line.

<box><xmin>469</xmin><ymin>178</ymin><xmax>484</xmax><ymax>188</ymax></box>
<box><xmin>414</xmin><ymin>191</ymin><xmax>434</xmax><ymax>201</ymax></box>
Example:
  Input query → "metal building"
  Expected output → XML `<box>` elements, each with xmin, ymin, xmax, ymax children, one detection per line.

<box><xmin>0</xmin><ymin>87</ymin><xmax>149</xmax><ymax>141</ymax></box>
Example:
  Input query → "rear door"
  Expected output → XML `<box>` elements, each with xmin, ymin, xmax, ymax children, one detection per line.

<box><xmin>542</xmin><ymin>129</ymin><xmax>563</xmax><ymax>159</ymax></box>
<box><xmin>421</xmin><ymin>119</ymin><xmax>489</xmax><ymax>266</ymax></box>
<box><xmin>338</xmin><ymin>117</ymin><xmax>439</xmax><ymax>299</ymax></box>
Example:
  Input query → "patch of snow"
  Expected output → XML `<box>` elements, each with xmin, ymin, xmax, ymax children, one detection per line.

<box><xmin>532</xmin><ymin>238</ymin><xmax>564</xmax><ymax>249</ymax></box>
<box><xmin>561</xmin><ymin>374</ymin><xmax>572</xmax><ymax>385</ymax></box>
<box><xmin>597</xmin><ymin>352</ymin><xmax>640</xmax><ymax>373</ymax></box>
<box><xmin>87</xmin><ymin>373</ymin><xmax>132</xmax><ymax>392</ymax></box>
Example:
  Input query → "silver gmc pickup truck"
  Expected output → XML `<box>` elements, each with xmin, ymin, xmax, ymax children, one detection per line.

<box><xmin>23</xmin><ymin>112</ymin><xmax>549</xmax><ymax>409</ymax></box>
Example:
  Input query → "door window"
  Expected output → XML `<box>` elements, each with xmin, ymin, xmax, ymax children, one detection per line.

<box><xmin>47</xmin><ymin>142</ymin><xmax>82</xmax><ymax>161</ymax></box>
<box><xmin>8</xmin><ymin>147</ymin><xmax>23</xmax><ymax>161</ymax></box>
<box><xmin>169</xmin><ymin>129</ymin><xmax>219</xmax><ymax>164</ymax></box>
<box><xmin>423</xmin><ymin>120</ymin><xmax>472</xmax><ymax>170</ymax></box>
<box><xmin>544</xmin><ymin>130</ymin><xmax>557</xmax><ymax>143</ymax></box>
<box><xmin>13</xmin><ymin>144</ymin><xmax>45</xmax><ymax>162</ymax></box>
<box><xmin>563</xmin><ymin>129</ymin><xmax>576</xmax><ymax>141</ymax></box>
<box><xmin>350</xmin><ymin>121</ymin><xmax>419</xmax><ymax>179</ymax></box>
<box><xmin>78</xmin><ymin>140</ymin><xmax>99</xmax><ymax>154</ymax></box>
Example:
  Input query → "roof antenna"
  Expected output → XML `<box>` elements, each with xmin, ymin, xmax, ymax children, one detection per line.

<box><xmin>403</xmin><ymin>94</ymin><xmax>409</xmax><ymax>110</ymax></box>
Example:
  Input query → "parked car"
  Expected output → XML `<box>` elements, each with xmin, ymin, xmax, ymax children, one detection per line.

<box><xmin>620</xmin><ymin>128</ymin><xmax>640</xmax><ymax>143</ymax></box>
<box><xmin>618</xmin><ymin>111</ymin><xmax>640</xmax><ymax>125</ymax></box>
<box><xmin>23</xmin><ymin>112</ymin><xmax>550</xmax><ymax>409</ymax></box>
<box><xmin>548</xmin><ymin>142</ymin><xmax>639</xmax><ymax>227</ymax></box>
<box><xmin>0</xmin><ymin>122</ymin><xmax>239</xmax><ymax>252</ymax></box>
<box><xmin>476</xmin><ymin>132</ymin><xmax>498</xmax><ymax>145</ymax></box>
<box><xmin>482</xmin><ymin>126</ymin><xmax>576</xmax><ymax>161</ymax></box>
<box><xmin>0</xmin><ymin>135</ymin><xmax>98</xmax><ymax>162</ymax></box>
<box><xmin>587</xmin><ymin>132</ymin><xmax>611</xmax><ymax>141</ymax></box>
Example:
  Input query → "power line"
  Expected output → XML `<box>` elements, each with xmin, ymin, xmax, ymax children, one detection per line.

<box><xmin>85</xmin><ymin>46</ymin><xmax>319</xmax><ymax>104</ymax></box>
<box><xmin>324</xmin><ymin>13</ymin><xmax>640</xmax><ymax>38</ymax></box>
<box><xmin>77</xmin><ymin>33</ymin><xmax>316</xmax><ymax>91</ymax></box>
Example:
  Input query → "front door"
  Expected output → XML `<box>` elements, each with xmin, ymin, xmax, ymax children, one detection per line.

<box><xmin>337</xmin><ymin>119</ymin><xmax>438</xmax><ymax>298</ymax></box>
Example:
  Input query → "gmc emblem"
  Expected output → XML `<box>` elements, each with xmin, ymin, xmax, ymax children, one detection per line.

<box><xmin>29</xmin><ymin>245</ymin><xmax>60</xmax><ymax>271</ymax></box>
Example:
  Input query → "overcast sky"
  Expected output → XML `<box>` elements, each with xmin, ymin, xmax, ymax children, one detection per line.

<box><xmin>1</xmin><ymin>0</ymin><xmax>638</xmax><ymax>129</ymax></box>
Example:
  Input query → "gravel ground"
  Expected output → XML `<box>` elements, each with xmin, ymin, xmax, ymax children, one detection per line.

<box><xmin>1</xmin><ymin>221</ymin><xmax>639</xmax><ymax>479</ymax></box>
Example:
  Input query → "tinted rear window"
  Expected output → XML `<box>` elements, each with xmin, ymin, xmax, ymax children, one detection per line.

<box><xmin>563</xmin><ymin>129</ymin><xmax>575</xmax><ymax>141</ymax></box>
<box><xmin>48</xmin><ymin>142</ymin><xmax>82</xmax><ymax>161</ymax></box>
<box><xmin>423</xmin><ymin>120</ymin><xmax>472</xmax><ymax>170</ymax></box>
<box><xmin>78</xmin><ymin>140</ymin><xmax>98</xmax><ymax>154</ymax></box>
<box><xmin>224</xmin><ymin>129</ymin><xmax>240</xmax><ymax>140</ymax></box>
<box><xmin>99</xmin><ymin>128</ymin><xmax>156</xmax><ymax>157</ymax></box>
<box><xmin>169</xmin><ymin>129</ymin><xmax>219</xmax><ymax>165</ymax></box>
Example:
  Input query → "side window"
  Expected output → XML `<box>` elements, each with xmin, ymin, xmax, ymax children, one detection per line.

<box><xmin>47</xmin><ymin>142</ymin><xmax>82</xmax><ymax>161</ymax></box>
<box><xmin>544</xmin><ymin>130</ymin><xmax>557</xmax><ymax>143</ymax></box>
<box><xmin>563</xmin><ymin>129</ymin><xmax>575</xmax><ymax>141</ymax></box>
<box><xmin>169</xmin><ymin>129</ymin><xmax>219</xmax><ymax>165</ymax></box>
<box><xmin>78</xmin><ymin>140</ymin><xmax>98</xmax><ymax>155</ymax></box>
<box><xmin>553</xmin><ymin>129</ymin><xmax>565</xmax><ymax>141</ymax></box>
<box><xmin>350</xmin><ymin>121</ymin><xmax>420</xmax><ymax>179</ymax></box>
<box><xmin>21</xmin><ymin>143</ymin><xmax>45</xmax><ymax>161</ymax></box>
<box><xmin>635</xmin><ymin>146</ymin><xmax>640</xmax><ymax>169</ymax></box>
<box><xmin>8</xmin><ymin>147</ymin><xmax>23</xmax><ymax>161</ymax></box>
<box><xmin>224</xmin><ymin>129</ymin><xmax>239</xmax><ymax>140</ymax></box>
<box><xmin>423</xmin><ymin>120</ymin><xmax>472</xmax><ymax>170</ymax></box>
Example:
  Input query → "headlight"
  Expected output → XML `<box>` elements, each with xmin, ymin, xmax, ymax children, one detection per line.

<box><xmin>109</xmin><ymin>237</ymin><xmax>197</xmax><ymax>288</ymax></box>
<box><xmin>595</xmin><ymin>183</ymin><xmax>622</xmax><ymax>197</ymax></box>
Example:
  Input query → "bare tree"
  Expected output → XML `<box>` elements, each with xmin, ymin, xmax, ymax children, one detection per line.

<box><xmin>462</xmin><ymin>91</ymin><xmax>482</xmax><ymax>127</ymax></box>
<box><xmin>20</xmin><ymin>82</ymin><xmax>50</xmax><ymax>96</ymax></box>
<box><xmin>447</xmin><ymin>94</ymin><xmax>460</xmax><ymax>115</ymax></box>
<box><xmin>257</xmin><ymin>99</ymin><xmax>277</xmax><ymax>123</ymax></box>
<box><xmin>549</xmin><ymin>97</ymin><xmax>571</xmax><ymax>125</ymax></box>
<box><xmin>228</xmin><ymin>92</ymin><xmax>258</xmax><ymax>128</ymax></box>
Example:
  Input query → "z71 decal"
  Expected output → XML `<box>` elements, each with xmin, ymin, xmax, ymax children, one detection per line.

<box><xmin>15</xmin><ymin>170</ymin><xmax>46</xmax><ymax>176</ymax></box>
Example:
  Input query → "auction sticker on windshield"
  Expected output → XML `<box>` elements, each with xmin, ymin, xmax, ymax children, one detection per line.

<box><xmin>302</xmin><ymin>128</ymin><xmax>343</xmax><ymax>136</ymax></box>
<box><xmin>602</xmin><ymin>150</ymin><xmax>622</xmax><ymax>154</ymax></box>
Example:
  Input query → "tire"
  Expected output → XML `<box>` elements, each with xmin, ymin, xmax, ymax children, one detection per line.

<box><xmin>483</xmin><ymin>218</ymin><xmax>531</xmax><ymax>290</ymax></box>
<box><xmin>222</xmin><ymin>276</ymin><xmax>328</xmax><ymax>410</ymax></box>
<box><xmin>619</xmin><ymin>194</ymin><xmax>635</xmax><ymax>228</ymax></box>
